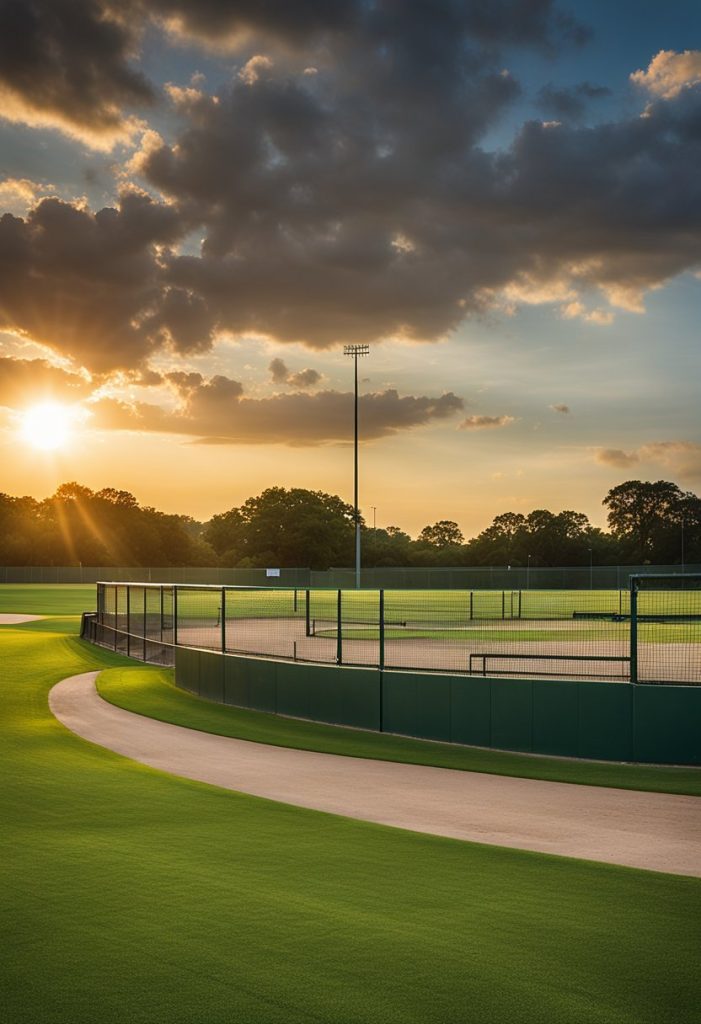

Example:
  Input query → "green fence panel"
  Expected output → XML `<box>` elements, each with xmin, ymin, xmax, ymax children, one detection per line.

<box><xmin>198</xmin><ymin>650</ymin><xmax>225</xmax><ymax>703</ymax></box>
<box><xmin>577</xmin><ymin>683</ymin><xmax>633</xmax><ymax>761</ymax></box>
<box><xmin>450</xmin><ymin>677</ymin><xmax>491</xmax><ymax>747</ymax></box>
<box><xmin>223</xmin><ymin>655</ymin><xmax>277</xmax><ymax>713</ymax></box>
<box><xmin>174</xmin><ymin>647</ymin><xmax>201</xmax><ymax>695</ymax></box>
<box><xmin>381</xmin><ymin>672</ymin><xmax>452</xmax><ymax>741</ymax></box>
<box><xmin>532</xmin><ymin>680</ymin><xmax>579</xmax><ymax>757</ymax></box>
<box><xmin>490</xmin><ymin>679</ymin><xmax>533</xmax><ymax>753</ymax></box>
<box><xmin>633</xmin><ymin>686</ymin><xmax>701</xmax><ymax>765</ymax></box>
<box><xmin>222</xmin><ymin>654</ymin><xmax>249</xmax><ymax>708</ymax></box>
<box><xmin>311</xmin><ymin>665</ymin><xmax>380</xmax><ymax>730</ymax></box>
<box><xmin>167</xmin><ymin>635</ymin><xmax>700</xmax><ymax>766</ymax></box>
<box><xmin>276</xmin><ymin>662</ymin><xmax>380</xmax><ymax>730</ymax></box>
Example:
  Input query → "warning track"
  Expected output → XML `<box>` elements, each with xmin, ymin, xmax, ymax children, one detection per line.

<box><xmin>50</xmin><ymin>672</ymin><xmax>701</xmax><ymax>877</ymax></box>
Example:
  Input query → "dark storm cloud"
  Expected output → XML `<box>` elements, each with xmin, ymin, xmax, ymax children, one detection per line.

<box><xmin>150</xmin><ymin>0</ymin><xmax>588</xmax><ymax>51</ymax></box>
<box><xmin>0</xmin><ymin>0</ymin><xmax>153</xmax><ymax>146</ymax></box>
<box><xmin>1</xmin><ymin>6</ymin><xmax>700</xmax><ymax>371</ymax></box>
<box><xmin>0</xmin><ymin>0</ymin><xmax>586</xmax><ymax>147</ymax></box>
<box><xmin>91</xmin><ymin>377</ymin><xmax>463</xmax><ymax>444</ymax></box>
<box><xmin>136</xmin><ymin>68</ymin><xmax>701</xmax><ymax>347</ymax></box>
<box><xmin>0</xmin><ymin>357</ymin><xmax>92</xmax><ymax>404</ymax></box>
<box><xmin>0</xmin><ymin>191</ymin><xmax>185</xmax><ymax>373</ymax></box>
<box><xmin>536</xmin><ymin>81</ymin><xmax>611</xmax><ymax>120</ymax></box>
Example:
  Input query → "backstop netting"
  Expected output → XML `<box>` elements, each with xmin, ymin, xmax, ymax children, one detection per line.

<box><xmin>632</xmin><ymin>575</ymin><xmax>701</xmax><ymax>685</ymax></box>
<box><xmin>87</xmin><ymin>580</ymin><xmax>700</xmax><ymax>685</ymax></box>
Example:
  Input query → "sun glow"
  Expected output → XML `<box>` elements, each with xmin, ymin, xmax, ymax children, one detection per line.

<box><xmin>20</xmin><ymin>402</ymin><xmax>85</xmax><ymax>451</ymax></box>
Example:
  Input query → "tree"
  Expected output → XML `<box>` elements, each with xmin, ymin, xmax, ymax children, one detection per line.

<box><xmin>603</xmin><ymin>480</ymin><xmax>701</xmax><ymax>563</ymax></box>
<box><xmin>418</xmin><ymin>520</ymin><xmax>464</xmax><ymax>547</ymax></box>
<box><xmin>205</xmin><ymin>487</ymin><xmax>358</xmax><ymax>569</ymax></box>
<box><xmin>363</xmin><ymin>526</ymin><xmax>413</xmax><ymax>567</ymax></box>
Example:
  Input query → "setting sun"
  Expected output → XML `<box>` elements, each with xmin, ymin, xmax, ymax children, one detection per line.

<box><xmin>19</xmin><ymin>402</ymin><xmax>84</xmax><ymax>451</ymax></box>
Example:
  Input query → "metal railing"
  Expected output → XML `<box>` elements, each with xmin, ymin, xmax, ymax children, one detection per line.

<box><xmin>83</xmin><ymin>578</ymin><xmax>701</xmax><ymax>685</ymax></box>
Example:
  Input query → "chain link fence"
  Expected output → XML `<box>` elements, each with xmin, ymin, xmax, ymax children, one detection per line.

<box><xmin>6</xmin><ymin>562</ymin><xmax>701</xmax><ymax>588</ymax></box>
<box><xmin>82</xmin><ymin>578</ymin><xmax>701</xmax><ymax>685</ymax></box>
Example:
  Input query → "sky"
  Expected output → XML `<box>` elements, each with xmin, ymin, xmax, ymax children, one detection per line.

<box><xmin>0</xmin><ymin>0</ymin><xmax>699</xmax><ymax>538</ymax></box>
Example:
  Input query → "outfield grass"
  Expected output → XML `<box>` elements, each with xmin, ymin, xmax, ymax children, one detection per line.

<box><xmin>2</xmin><ymin>613</ymin><xmax>701</xmax><ymax>1023</ymax></box>
<box><xmin>0</xmin><ymin>583</ymin><xmax>96</xmax><ymax>615</ymax></box>
<box><xmin>97</xmin><ymin>665</ymin><xmax>701</xmax><ymax>795</ymax></box>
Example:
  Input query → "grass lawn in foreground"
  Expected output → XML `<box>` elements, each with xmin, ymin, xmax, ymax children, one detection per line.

<box><xmin>2</xmin><ymin>614</ymin><xmax>701</xmax><ymax>1023</ymax></box>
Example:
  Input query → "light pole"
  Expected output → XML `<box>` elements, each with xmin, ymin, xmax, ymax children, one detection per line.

<box><xmin>344</xmin><ymin>344</ymin><xmax>370</xmax><ymax>589</ymax></box>
<box><xmin>681</xmin><ymin>519</ymin><xmax>685</xmax><ymax>574</ymax></box>
<box><xmin>526</xmin><ymin>554</ymin><xmax>531</xmax><ymax>590</ymax></box>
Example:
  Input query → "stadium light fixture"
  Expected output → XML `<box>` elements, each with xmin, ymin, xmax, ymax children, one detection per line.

<box><xmin>343</xmin><ymin>344</ymin><xmax>370</xmax><ymax>589</ymax></box>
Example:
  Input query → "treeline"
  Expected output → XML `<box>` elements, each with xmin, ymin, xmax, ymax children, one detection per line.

<box><xmin>1</xmin><ymin>479</ymin><xmax>700</xmax><ymax>569</ymax></box>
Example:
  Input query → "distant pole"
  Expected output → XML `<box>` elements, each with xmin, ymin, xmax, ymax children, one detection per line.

<box><xmin>344</xmin><ymin>344</ymin><xmax>370</xmax><ymax>589</ymax></box>
<box><xmin>588</xmin><ymin>548</ymin><xmax>593</xmax><ymax>590</ymax></box>
<box><xmin>681</xmin><ymin>520</ymin><xmax>685</xmax><ymax>573</ymax></box>
<box><xmin>527</xmin><ymin>554</ymin><xmax>531</xmax><ymax>590</ymax></box>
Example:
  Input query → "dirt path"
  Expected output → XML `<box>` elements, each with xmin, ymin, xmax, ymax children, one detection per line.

<box><xmin>0</xmin><ymin>614</ymin><xmax>45</xmax><ymax>624</ymax></box>
<box><xmin>49</xmin><ymin>672</ymin><xmax>701</xmax><ymax>877</ymax></box>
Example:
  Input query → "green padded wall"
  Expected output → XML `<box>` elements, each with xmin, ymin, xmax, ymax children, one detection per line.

<box><xmin>633</xmin><ymin>686</ymin><xmax>701</xmax><ymax>764</ymax></box>
<box><xmin>174</xmin><ymin>650</ymin><xmax>701</xmax><ymax>765</ymax></box>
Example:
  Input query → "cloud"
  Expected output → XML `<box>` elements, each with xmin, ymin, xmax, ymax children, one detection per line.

<box><xmin>0</xmin><ymin>0</ymin><xmax>153</xmax><ymax>149</ymax></box>
<box><xmin>90</xmin><ymin>375</ymin><xmax>464</xmax><ymax>444</ymax></box>
<box><xmin>550</xmin><ymin>403</ymin><xmax>570</xmax><ymax>414</ymax></box>
<box><xmin>239</xmin><ymin>56</ymin><xmax>274</xmax><ymax>86</ymax></box>
<box><xmin>268</xmin><ymin>358</ymin><xmax>321</xmax><ymax>389</ymax></box>
<box><xmin>631</xmin><ymin>50</ymin><xmax>701</xmax><ymax>100</ymax></box>
<box><xmin>595</xmin><ymin>448</ymin><xmax>639</xmax><ymax>468</ymax></box>
<box><xmin>0</xmin><ymin>191</ymin><xmax>186</xmax><ymax>373</ymax></box>
<box><xmin>150</xmin><ymin>0</ymin><xmax>589</xmax><ymax>53</ymax></box>
<box><xmin>289</xmin><ymin>368</ymin><xmax>321</xmax><ymax>389</ymax></box>
<box><xmin>595</xmin><ymin>441</ymin><xmax>701</xmax><ymax>480</ymax></box>
<box><xmin>269</xmin><ymin>357</ymin><xmax>289</xmax><ymax>384</ymax></box>
<box><xmin>0</xmin><ymin>178</ymin><xmax>55</xmax><ymax>212</ymax></box>
<box><xmin>1</xmin><ymin>6</ymin><xmax>700</xmax><ymax>368</ymax></box>
<box><xmin>0</xmin><ymin>357</ymin><xmax>92</xmax><ymax>406</ymax></box>
<box><xmin>459</xmin><ymin>415</ymin><xmax>515</xmax><ymax>429</ymax></box>
<box><xmin>536</xmin><ymin>81</ymin><xmax>610</xmax><ymax>120</ymax></box>
<box><xmin>560</xmin><ymin>301</ymin><xmax>614</xmax><ymax>325</ymax></box>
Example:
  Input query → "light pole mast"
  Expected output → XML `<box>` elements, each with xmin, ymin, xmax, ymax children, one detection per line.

<box><xmin>344</xmin><ymin>344</ymin><xmax>370</xmax><ymax>589</ymax></box>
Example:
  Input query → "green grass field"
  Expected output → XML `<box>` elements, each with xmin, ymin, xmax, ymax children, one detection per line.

<box><xmin>2</xmin><ymin>598</ymin><xmax>701</xmax><ymax>1022</ymax></box>
<box><xmin>0</xmin><ymin>583</ymin><xmax>96</xmax><ymax>615</ymax></box>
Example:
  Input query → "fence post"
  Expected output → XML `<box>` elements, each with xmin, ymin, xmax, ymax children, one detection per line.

<box><xmin>221</xmin><ymin>586</ymin><xmax>226</xmax><ymax>653</ymax></box>
<box><xmin>629</xmin><ymin>580</ymin><xmax>638</xmax><ymax>684</ymax></box>
<box><xmin>143</xmin><ymin>587</ymin><xmax>147</xmax><ymax>661</ymax></box>
<box><xmin>379</xmin><ymin>589</ymin><xmax>385</xmax><ymax>671</ymax></box>
<box><xmin>336</xmin><ymin>589</ymin><xmax>343</xmax><ymax>665</ymax></box>
<box><xmin>501</xmin><ymin>590</ymin><xmax>505</xmax><ymax>619</ymax></box>
<box><xmin>305</xmin><ymin>590</ymin><xmax>311</xmax><ymax>637</ymax></box>
<box><xmin>126</xmin><ymin>585</ymin><xmax>131</xmax><ymax>658</ymax></box>
<box><xmin>469</xmin><ymin>591</ymin><xmax>473</xmax><ymax>621</ymax></box>
<box><xmin>173</xmin><ymin>586</ymin><xmax>178</xmax><ymax>646</ymax></box>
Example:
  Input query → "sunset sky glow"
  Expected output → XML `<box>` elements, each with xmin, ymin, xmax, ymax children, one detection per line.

<box><xmin>0</xmin><ymin>0</ymin><xmax>699</xmax><ymax>536</ymax></box>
